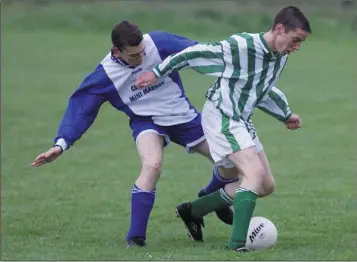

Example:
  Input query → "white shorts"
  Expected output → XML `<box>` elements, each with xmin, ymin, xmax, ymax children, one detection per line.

<box><xmin>201</xmin><ymin>100</ymin><xmax>263</xmax><ymax>168</ymax></box>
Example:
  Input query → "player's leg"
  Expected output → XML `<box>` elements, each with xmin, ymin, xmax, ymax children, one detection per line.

<box><xmin>168</xmin><ymin>114</ymin><xmax>238</xmax><ymax>225</ymax></box>
<box><xmin>135</xmin><ymin>132</ymin><xmax>165</xmax><ymax>190</ymax></box>
<box><xmin>222</xmin><ymin>123</ymin><xmax>273</xmax><ymax>251</ymax></box>
<box><xmin>193</xmin><ymin>141</ymin><xmax>238</xmax><ymax>225</ymax></box>
<box><xmin>126</xmin><ymin>119</ymin><xmax>168</xmax><ymax>247</ymax></box>
<box><xmin>176</xmin><ymin>147</ymin><xmax>264</xmax><ymax>248</ymax></box>
<box><xmin>246</xmin><ymin>120</ymin><xmax>275</xmax><ymax>197</ymax></box>
<box><xmin>193</xmin><ymin>140</ymin><xmax>239</xmax><ymax>182</ymax></box>
<box><xmin>197</xmin><ymin>166</ymin><xmax>238</xmax><ymax>225</ymax></box>
<box><xmin>175</xmin><ymin>101</ymin><xmax>264</xmax><ymax>250</ymax></box>
<box><xmin>194</xmin><ymin>126</ymin><xmax>274</xmax><ymax>226</ymax></box>
<box><xmin>225</xmin><ymin>148</ymin><xmax>265</xmax><ymax>251</ymax></box>
<box><xmin>257</xmin><ymin>149</ymin><xmax>275</xmax><ymax>197</ymax></box>
<box><xmin>191</xmin><ymin>139</ymin><xmax>239</xmax><ymax>197</ymax></box>
<box><xmin>199</xmin><ymin>120</ymin><xmax>272</xmax><ymax>198</ymax></box>
<box><xmin>169</xmin><ymin>114</ymin><xmax>240</xmax><ymax>191</ymax></box>
<box><xmin>173</xmin><ymin>101</ymin><xmax>245</xmax><ymax>241</ymax></box>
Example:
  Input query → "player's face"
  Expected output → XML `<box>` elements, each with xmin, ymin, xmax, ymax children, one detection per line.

<box><xmin>274</xmin><ymin>24</ymin><xmax>309</xmax><ymax>55</ymax></box>
<box><xmin>120</xmin><ymin>43</ymin><xmax>145</xmax><ymax>66</ymax></box>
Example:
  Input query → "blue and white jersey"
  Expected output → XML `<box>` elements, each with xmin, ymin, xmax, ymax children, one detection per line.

<box><xmin>54</xmin><ymin>31</ymin><xmax>199</xmax><ymax>150</ymax></box>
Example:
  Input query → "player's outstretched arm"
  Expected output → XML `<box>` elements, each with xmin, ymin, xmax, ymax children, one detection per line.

<box><xmin>136</xmin><ymin>42</ymin><xmax>224</xmax><ymax>88</ymax></box>
<box><xmin>31</xmin><ymin>91</ymin><xmax>105</xmax><ymax>167</ymax></box>
<box><xmin>31</xmin><ymin>71</ymin><xmax>107</xmax><ymax>167</ymax></box>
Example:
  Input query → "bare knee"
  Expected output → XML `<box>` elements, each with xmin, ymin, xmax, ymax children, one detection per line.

<box><xmin>222</xmin><ymin>165</ymin><xmax>266</xmax><ymax>198</ymax></box>
<box><xmin>222</xmin><ymin>166</ymin><xmax>269</xmax><ymax>199</ymax></box>
<box><xmin>256</xmin><ymin>150</ymin><xmax>275</xmax><ymax>197</ymax></box>
<box><xmin>136</xmin><ymin>160</ymin><xmax>162</xmax><ymax>191</ymax></box>
<box><xmin>242</xmin><ymin>163</ymin><xmax>266</xmax><ymax>190</ymax></box>
<box><xmin>266</xmin><ymin>175</ymin><xmax>276</xmax><ymax>194</ymax></box>
<box><xmin>259</xmin><ymin>174</ymin><xmax>275</xmax><ymax>197</ymax></box>
<box><xmin>228</xmin><ymin>148</ymin><xmax>267</xmax><ymax>193</ymax></box>
<box><xmin>252</xmin><ymin>166</ymin><xmax>267</xmax><ymax>192</ymax></box>
<box><xmin>221</xmin><ymin>167</ymin><xmax>276</xmax><ymax>198</ymax></box>
<box><xmin>141</xmin><ymin>160</ymin><xmax>162</xmax><ymax>175</ymax></box>
<box><xmin>135</xmin><ymin>133</ymin><xmax>164</xmax><ymax>191</ymax></box>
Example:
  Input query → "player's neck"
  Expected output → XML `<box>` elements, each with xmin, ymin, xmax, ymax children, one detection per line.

<box><xmin>263</xmin><ymin>31</ymin><xmax>277</xmax><ymax>53</ymax></box>
<box><xmin>116</xmin><ymin>55</ymin><xmax>130</xmax><ymax>65</ymax></box>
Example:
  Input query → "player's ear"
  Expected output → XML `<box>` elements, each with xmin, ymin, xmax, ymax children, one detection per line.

<box><xmin>112</xmin><ymin>46</ymin><xmax>120</xmax><ymax>58</ymax></box>
<box><xmin>275</xmin><ymin>23</ymin><xmax>284</xmax><ymax>35</ymax></box>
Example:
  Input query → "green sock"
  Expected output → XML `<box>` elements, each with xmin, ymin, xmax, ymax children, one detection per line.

<box><xmin>227</xmin><ymin>188</ymin><xmax>258</xmax><ymax>249</ymax></box>
<box><xmin>190</xmin><ymin>188</ymin><xmax>233</xmax><ymax>218</ymax></box>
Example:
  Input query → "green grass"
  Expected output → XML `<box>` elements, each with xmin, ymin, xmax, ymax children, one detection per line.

<box><xmin>1</xmin><ymin>1</ymin><xmax>357</xmax><ymax>260</ymax></box>
<box><xmin>3</xmin><ymin>0</ymin><xmax>357</xmax><ymax>39</ymax></box>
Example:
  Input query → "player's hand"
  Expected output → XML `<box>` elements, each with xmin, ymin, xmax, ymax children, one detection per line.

<box><xmin>284</xmin><ymin>114</ymin><xmax>301</xmax><ymax>130</ymax></box>
<box><xmin>136</xmin><ymin>72</ymin><xmax>158</xmax><ymax>88</ymax></box>
<box><xmin>31</xmin><ymin>146</ymin><xmax>63</xmax><ymax>167</ymax></box>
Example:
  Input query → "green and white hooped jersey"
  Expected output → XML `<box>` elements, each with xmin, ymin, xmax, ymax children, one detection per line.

<box><xmin>153</xmin><ymin>32</ymin><xmax>291</xmax><ymax>122</ymax></box>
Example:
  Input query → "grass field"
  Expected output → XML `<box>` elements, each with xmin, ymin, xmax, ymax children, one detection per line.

<box><xmin>1</xmin><ymin>1</ymin><xmax>357</xmax><ymax>260</ymax></box>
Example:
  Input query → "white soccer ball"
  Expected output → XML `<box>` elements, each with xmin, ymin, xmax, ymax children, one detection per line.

<box><xmin>245</xmin><ymin>216</ymin><xmax>278</xmax><ymax>251</ymax></box>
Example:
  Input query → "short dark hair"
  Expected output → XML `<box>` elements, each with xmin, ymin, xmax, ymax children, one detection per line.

<box><xmin>111</xmin><ymin>21</ymin><xmax>143</xmax><ymax>51</ymax></box>
<box><xmin>273</xmin><ymin>6</ymin><xmax>311</xmax><ymax>33</ymax></box>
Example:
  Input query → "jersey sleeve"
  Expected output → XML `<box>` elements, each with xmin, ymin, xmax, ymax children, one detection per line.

<box><xmin>152</xmin><ymin>42</ymin><xmax>225</xmax><ymax>78</ymax></box>
<box><xmin>257</xmin><ymin>86</ymin><xmax>292</xmax><ymax>122</ymax></box>
<box><xmin>149</xmin><ymin>30</ymin><xmax>199</xmax><ymax>59</ymax></box>
<box><xmin>53</xmin><ymin>65</ymin><xmax>112</xmax><ymax>150</ymax></box>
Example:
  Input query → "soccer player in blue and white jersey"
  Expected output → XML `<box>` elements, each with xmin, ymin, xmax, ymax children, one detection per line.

<box><xmin>31</xmin><ymin>21</ymin><xmax>239</xmax><ymax>247</ymax></box>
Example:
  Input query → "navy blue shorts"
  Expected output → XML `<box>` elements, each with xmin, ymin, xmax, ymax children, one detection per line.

<box><xmin>129</xmin><ymin>114</ymin><xmax>205</xmax><ymax>152</ymax></box>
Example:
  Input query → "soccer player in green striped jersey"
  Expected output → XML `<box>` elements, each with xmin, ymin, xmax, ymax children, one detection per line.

<box><xmin>136</xmin><ymin>6</ymin><xmax>311</xmax><ymax>252</ymax></box>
